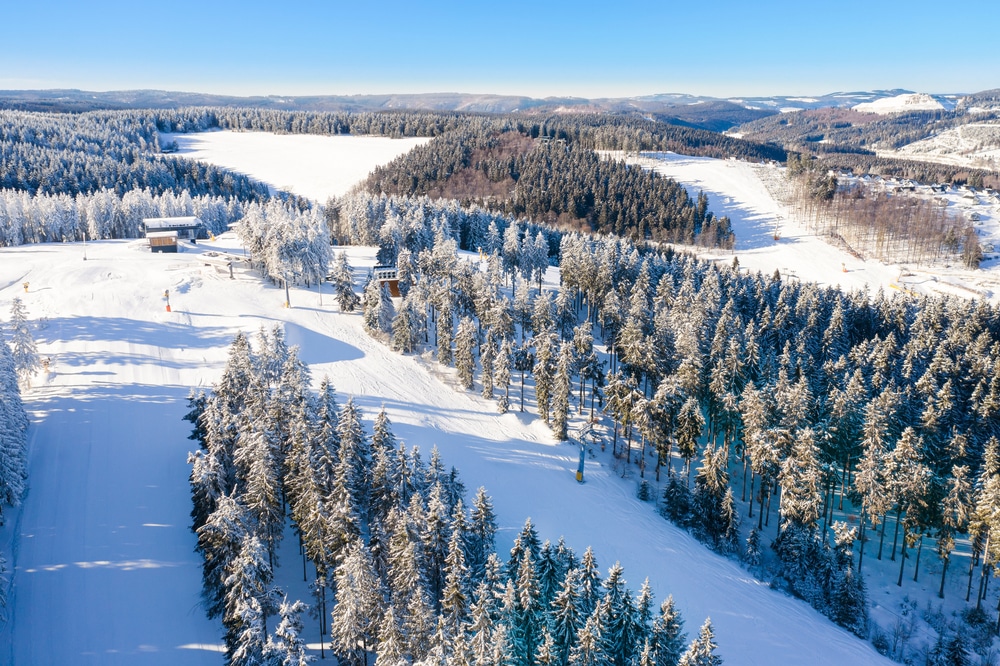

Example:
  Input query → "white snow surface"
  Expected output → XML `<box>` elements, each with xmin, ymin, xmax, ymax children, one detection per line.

<box><xmin>163</xmin><ymin>131</ymin><xmax>430</xmax><ymax>203</ymax></box>
<box><xmin>0</xmin><ymin>236</ymin><xmax>895</xmax><ymax>665</ymax></box>
<box><xmin>612</xmin><ymin>151</ymin><xmax>1000</xmax><ymax>303</ymax></box>
<box><xmin>852</xmin><ymin>93</ymin><xmax>946</xmax><ymax>114</ymax></box>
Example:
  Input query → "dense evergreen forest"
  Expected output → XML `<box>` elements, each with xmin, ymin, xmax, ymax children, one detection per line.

<box><xmin>185</xmin><ymin>330</ymin><xmax>721</xmax><ymax>666</ymax></box>
<box><xmin>0</xmin><ymin>110</ymin><xmax>268</xmax><ymax>199</ymax></box>
<box><xmin>739</xmin><ymin>107</ymin><xmax>1000</xmax><ymax>153</ymax></box>
<box><xmin>313</xmin><ymin>190</ymin><xmax>1000</xmax><ymax>658</ymax></box>
<box><xmin>363</xmin><ymin>128</ymin><xmax>733</xmax><ymax>246</ymax></box>
<box><xmin>151</xmin><ymin>107</ymin><xmax>785</xmax><ymax>163</ymax></box>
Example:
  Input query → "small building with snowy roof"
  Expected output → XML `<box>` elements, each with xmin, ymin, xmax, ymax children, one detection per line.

<box><xmin>147</xmin><ymin>230</ymin><xmax>179</xmax><ymax>253</ymax></box>
<box><xmin>143</xmin><ymin>216</ymin><xmax>205</xmax><ymax>240</ymax></box>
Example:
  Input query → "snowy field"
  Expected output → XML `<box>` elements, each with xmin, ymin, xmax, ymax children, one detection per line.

<box><xmin>163</xmin><ymin>131</ymin><xmax>430</xmax><ymax>203</ymax></box>
<box><xmin>616</xmin><ymin>151</ymin><xmax>1000</xmax><ymax>303</ymax></box>
<box><xmin>0</xmin><ymin>236</ymin><xmax>893</xmax><ymax>665</ymax></box>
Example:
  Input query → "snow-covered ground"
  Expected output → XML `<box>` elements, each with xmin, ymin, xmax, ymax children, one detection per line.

<box><xmin>615</xmin><ymin>151</ymin><xmax>1000</xmax><ymax>303</ymax></box>
<box><xmin>852</xmin><ymin>93</ymin><xmax>949</xmax><ymax>115</ymax></box>
<box><xmin>0</xmin><ymin>235</ymin><xmax>894</xmax><ymax>665</ymax></box>
<box><xmin>163</xmin><ymin>131</ymin><xmax>430</xmax><ymax>203</ymax></box>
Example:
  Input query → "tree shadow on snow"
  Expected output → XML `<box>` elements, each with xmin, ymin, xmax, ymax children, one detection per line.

<box><xmin>34</xmin><ymin>315</ymin><xmax>234</xmax><ymax>349</ymax></box>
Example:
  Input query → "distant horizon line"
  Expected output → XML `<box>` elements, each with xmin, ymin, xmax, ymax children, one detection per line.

<box><xmin>0</xmin><ymin>86</ymin><xmax>983</xmax><ymax>101</ymax></box>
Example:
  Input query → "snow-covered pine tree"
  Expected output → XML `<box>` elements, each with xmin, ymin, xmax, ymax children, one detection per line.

<box><xmin>330</xmin><ymin>539</ymin><xmax>382</xmax><ymax>666</ymax></box>
<box><xmin>379</xmin><ymin>281</ymin><xmax>396</xmax><ymax>333</ymax></box>
<box><xmin>196</xmin><ymin>495</ymin><xmax>250</xmax><ymax>620</ymax></box>
<box><xmin>437</xmin><ymin>293</ymin><xmax>454</xmax><ymax>366</ymax></box>
<box><xmin>263</xmin><ymin>598</ymin><xmax>314</xmax><ymax>665</ymax></box>
<box><xmin>551</xmin><ymin>342</ymin><xmax>573</xmax><ymax>440</ymax></box>
<box><xmin>676</xmin><ymin>397</ymin><xmax>704</xmax><ymax>481</ymax></box>
<box><xmin>391</xmin><ymin>300</ymin><xmax>416</xmax><ymax>353</ymax></box>
<box><xmin>600</xmin><ymin>563</ymin><xmax>639</xmax><ymax>666</ymax></box>
<box><xmin>8</xmin><ymin>297</ymin><xmax>39</xmax><ymax>388</ymax></box>
<box><xmin>534</xmin><ymin>330</ymin><xmax>557</xmax><ymax>423</ymax></box>
<box><xmin>377</xmin><ymin>606</ymin><xmax>409</xmax><ymax>666</ymax></box>
<box><xmin>569</xmin><ymin>605</ymin><xmax>610</xmax><ymax>666</ymax></box>
<box><xmin>456</xmin><ymin>316</ymin><xmax>478</xmax><ymax>390</ymax></box>
<box><xmin>467</xmin><ymin>486</ymin><xmax>497</xmax><ymax>582</ymax></box>
<box><xmin>691</xmin><ymin>445</ymin><xmax>737</xmax><ymax>553</ymax></box>
<box><xmin>677</xmin><ymin>618</ymin><xmax>721</xmax><ymax>666</ymax></box>
<box><xmin>828</xmin><ymin>522</ymin><xmax>868</xmax><ymax>637</ymax></box>
<box><xmin>495</xmin><ymin>338</ymin><xmax>512</xmax><ymax>413</ymax></box>
<box><xmin>363</xmin><ymin>277</ymin><xmax>383</xmax><ymax>334</ymax></box>
<box><xmin>577</xmin><ymin>546</ymin><xmax>602</xmax><ymax>620</ymax></box>
<box><xmin>481</xmin><ymin>333</ymin><xmax>497</xmax><ymax>400</ymax></box>
<box><xmin>442</xmin><ymin>525</ymin><xmax>471</xmax><ymax>636</ymax></box>
<box><xmin>651</xmin><ymin>595</ymin><xmax>686</xmax><ymax>666</ymax></box>
<box><xmin>550</xmin><ymin>567</ymin><xmax>582</xmax><ymax>665</ymax></box>
<box><xmin>223</xmin><ymin>534</ymin><xmax>279</xmax><ymax>661</ymax></box>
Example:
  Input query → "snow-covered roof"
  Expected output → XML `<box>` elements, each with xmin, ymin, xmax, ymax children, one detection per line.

<box><xmin>143</xmin><ymin>216</ymin><xmax>202</xmax><ymax>229</ymax></box>
<box><xmin>146</xmin><ymin>230</ymin><xmax>178</xmax><ymax>239</ymax></box>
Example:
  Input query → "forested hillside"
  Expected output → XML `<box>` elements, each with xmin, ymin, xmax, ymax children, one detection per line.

<box><xmin>0</xmin><ymin>110</ymin><xmax>268</xmax><ymax>199</ymax></box>
<box><xmin>363</xmin><ymin>128</ymin><xmax>734</xmax><ymax>246</ymax></box>
<box><xmin>738</xmin><ymin>107</ymin><xmax>1000</xmax><ymax>187</ymax></box>
<box><xmin>307</xmin><ymin>189</ymin><xmax>1000</xmax><ymax>657</ymax></box>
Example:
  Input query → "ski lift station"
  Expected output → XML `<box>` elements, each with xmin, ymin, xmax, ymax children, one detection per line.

<box><xmin>143</xmin><ymin>216</ymin><xmax>205</xmax><ymax>241</ymax></box>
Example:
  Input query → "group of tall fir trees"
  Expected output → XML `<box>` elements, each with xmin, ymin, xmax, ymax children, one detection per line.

<box><xmin>329</xmin><ymin>189</ymin><xmax>1000</xmax><ymax>648</ymax></box>
<box><xmin>186</xmin><ymin>327</ymin><xmax>723</xmax><ymax>666</ymax></box>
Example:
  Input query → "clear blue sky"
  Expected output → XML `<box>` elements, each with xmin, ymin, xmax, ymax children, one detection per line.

<box><xmin>2</xmin><ymin>0</ymin><xmax>997</xmax><ymax>98</ymax></box>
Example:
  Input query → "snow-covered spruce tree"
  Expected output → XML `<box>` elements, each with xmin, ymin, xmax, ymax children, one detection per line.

<box><xmin>437</xmin><ymin>293</ymin><xmax>454</xmax><ymax>366</ymax></box>
<box><xmin>495</xmin><ymin>338</ymin><xmax>512</xmax><ymax>413</ymax></box>
<box><xmin>196</xmin><ymin>494</ymin><xmax>250</xmax><ymax>620</ymax></box>
<box><xmin>441</xmin><ymin>525</ymin><xmax>471</xmax><ymax>636</ymax></box>
<box><xmin>223</xmin><ymin>534</ymin><xmax>279</xmax><ymax>663</ymax></box>
<box><xmin>533</xmin><ymin>330</ymin><xmax>557</xmax><ymax>424</ymax></box>
<box><xmin>828</xmin><ymin>522</ymin><xmax>868</xmax><ymax>637</ymax></box>
<box><xmin>468</xmin><ymin>486</ymin><xmax>498</xmax><ymax>582</ymax></box>
<box><xmin>331</xmin><ymin>539</ymin><xmax>382</xmax><ymax>666</ymax></box>
<box><xmin>363</xmin><ymin>277</ymin><xmax>383</xmax><ymax>335</ymax></box>
<box><xmin>391</xmin><ymin>300</ymin><xmax>415</xmax><ymax>353</ymax></box>
<box><xmin>455</xmin><ymin>316</ymin><xmax>478</xmax><ymax>390</ymax></box>
<box><xmin>480</xmin><ymin>333</ymin><xmax>496</xmax><ymax>400</ymax></box>
<box><xmin>332</xmin><ymin>252</ymin><xmax>361</xmax><ymax>312</ymax></box>
<box><xmin>551</xmin><ymin>341</ymin><xmax>573</xmax><ymax>440</ymax></box>
<box><xmin>378</xmin><ymin>282</ymin><xmax>396</xmax><ymax>333</ymax></box>
<box><xmin>691</xmin><ymin>445</ymin><xmax>738</xmax><ymax>553</ymax></box>
<box><xmin>8</xmin><ymin>297</ymin><xmax>39</xmax><ymax>388</ymax></box>
<box><xmin>651</xmin><ymin>595</ymin><xmax>686</xmax><ymax>666</ymax></box>
<box><xmin>600</xmin><ymin>563</ymin><xmax>640</xmax><ymax>666</ymax></box>
<box><xmin>678</xmin><ymin>618</ymin><xmax>722</xmax><ymax>666</ymax></box>
<box><xmin>263</xmin><ymin>598</ymin><xmax>314</xmax><ymax>665</ymax></box>
<box><xmin>772</xmin><ymin>428</ymin><xmax>827</xmax><ymax>608</ymax></box>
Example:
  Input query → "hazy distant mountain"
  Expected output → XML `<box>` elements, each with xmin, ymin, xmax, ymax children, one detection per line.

<box><xmin>0</xmin><ymin>87</ymin><xmax>977</xmax><ymax>131</ymax></box>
